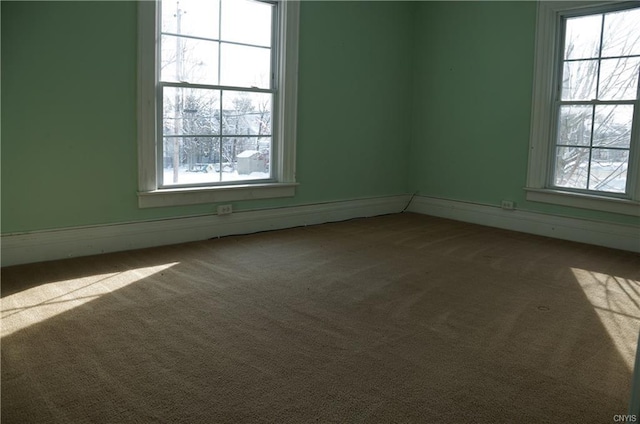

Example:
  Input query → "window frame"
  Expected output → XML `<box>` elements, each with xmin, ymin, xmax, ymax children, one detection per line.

<box><xmin>137</xmin><ymin>0</ymin><xmax>299</xmax><ymax>208</ymax></box>
<box><xmin>526</xmin><ymin>0</ymin><xmax>640</xmax><ymax>216</ymax></box>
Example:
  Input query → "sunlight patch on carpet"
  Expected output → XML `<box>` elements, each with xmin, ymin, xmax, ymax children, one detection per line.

<box><xmin>1</xmin><ymin>263</ymin><xmax>179</xmax><ymax>338</ymax></box>
<box><xmin>571</xmin><ymin>267</ymin><xmax>640</xmax><ymax>369</ymax></box>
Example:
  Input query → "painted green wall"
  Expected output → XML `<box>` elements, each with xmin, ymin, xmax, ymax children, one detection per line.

<box><xmin>1</xmin><ymin>1</ymin><xmax>414</xmax><ymax>233</ymax></box>
<box><xmin>410</xmin><ymin>1</ymin><xmax>638</xmax><ymax>225</ymax></box>
<box><xmin>293</xmin><ymin>1</ymin><xmax>414</xmax><ymax>204</ymax></box>
<box><xmin>2</xmin><ymin>2</ymin><xmax>140</xmax><ymax>232</ymax></box>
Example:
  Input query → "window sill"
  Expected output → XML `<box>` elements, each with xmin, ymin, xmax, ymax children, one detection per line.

<box><xmin>525</xmin><ymin>188</ymin><xmax>640</xmax><ymax>216</ymax></box>
<box><xmin>138</xmin><ymin>182</ymin><xmax>298</xmax><ymax>208</ymax></box>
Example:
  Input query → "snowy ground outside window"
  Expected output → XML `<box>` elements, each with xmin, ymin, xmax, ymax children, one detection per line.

<box><xmin>163</xmin><ymin>166</ymin><xmax>269</xmax><ymax>185</ymax></box>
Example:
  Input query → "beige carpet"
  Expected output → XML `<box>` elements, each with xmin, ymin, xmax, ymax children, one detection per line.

<box><xmin>1</xmin><ymin>213</ymin><xmax>639</xmax><ymax>423</ymax></box>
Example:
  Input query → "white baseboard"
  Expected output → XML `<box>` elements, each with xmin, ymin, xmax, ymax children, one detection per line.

<box><xmin>407</xmin><ymin>195</ymin><xmax>640</xmax><ymax>253</ymax></box>
<box><xmin>1</xmin><ymin>195</ymin><xmax>411</xmax><ymax>267</ymax></box>
<box><xmin>4</xmin><ymin>194</ymin><xmax>636</xmax><ymax>267</ymax></box>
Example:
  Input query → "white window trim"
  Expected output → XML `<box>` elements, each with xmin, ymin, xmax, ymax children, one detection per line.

<box><xmin>137</xmin><ymin>0</ymin><xmax>300</xmax><ymax>208</ymax></box>
<box><xmin>526</xmin><ymin>0</ymin><xmax>640</xmax><ymax>217</ymax></box>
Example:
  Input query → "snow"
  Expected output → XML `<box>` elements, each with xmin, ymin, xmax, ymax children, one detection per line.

<box><xmin>163</xmin><ymin>166</ymin><xmax>269</xmax><ymax>185</ymax></box>
<box><xmin>237</xmin><ymin>150</ymin><xmax>260</xmax><ymax>158</ymax></box>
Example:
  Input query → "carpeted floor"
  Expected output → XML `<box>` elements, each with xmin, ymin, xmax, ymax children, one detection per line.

<box><xmin>1</xmin><ymin>213</ymin><xmax>639</xmax><ymax>423</ymax></box>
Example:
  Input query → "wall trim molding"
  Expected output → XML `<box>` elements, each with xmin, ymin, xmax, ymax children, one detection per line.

<box><xmin>1</xmin><ymin>195</ymin><xmax>411</xmax><ymax>267</ymax></box>
<box><xmin>4</xmin><ymin>194</ymin><xmax>637</xmax><ymax>267</ymax></box>
<box><xmin>407</xmin><ymin>195</ymin><xmax>640</xmax><ymax>253</ymax></box>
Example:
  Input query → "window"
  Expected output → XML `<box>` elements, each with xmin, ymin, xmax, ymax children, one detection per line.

<box><xmin>527</xmin><ymin>1</ymin><xmax>640</xmax><ymax>216</ymax></box>
<box><xmin>137</xmin><ymin>0</ymin><xmax>299</xmax><ymax>208</ymax></box>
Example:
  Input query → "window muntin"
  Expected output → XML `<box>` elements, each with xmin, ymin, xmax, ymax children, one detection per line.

<box><xmin>158</xmin><ymin>0</ymin><xmax>276</xmax><ymax>188</ymax></box>
<box><xmin>551</xmin><ymin>5</ymin><xmax>640</xmax><ymax>196</ymax></box>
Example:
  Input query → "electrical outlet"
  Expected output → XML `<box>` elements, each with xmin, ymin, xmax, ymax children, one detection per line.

<box><xmin>217</xmin><ymin>204</ymin><xmax>233</xmax><ymax>215</ymax></box>
<box><xmin>501</xmin><ymin>200</ymin><xmax>515</xmax><ymax>210</ymax></box>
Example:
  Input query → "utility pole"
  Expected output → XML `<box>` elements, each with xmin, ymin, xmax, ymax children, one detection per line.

<box><xmin>173</xmin><ymin>1</ymin><xmax>184</xmax><ymax>183</ymax></box>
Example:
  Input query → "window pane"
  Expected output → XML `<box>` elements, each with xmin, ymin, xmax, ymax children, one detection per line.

<box><xmin>598</xmin><ymin>57</ymin><xmax>640</xmax><ymax>100</ymax></box>
<box><xmin>161</xmin><ymin>0</ymin><xmax>219</xmax><ymax>40</ymax></box>
<box><xmin>593</xmin><ymin>104</ymin><xmax>633</xmax><ymax>148</ymax></box>
<box><xmin>564</xmin><ymin>14</ymin><xmax>602</xmax><ymax>60</ymax></box>
<box><xmin>161</xmin><ymin>35</ymin><xmax>218</xmax><ymax>85</ymax></box>
<box><xmin>554</xmin><ymin>146</ymin><xmax>590</xmax><ymax>189</ymax></box>
<box><xmin>220</xmin><ymin>43</ymin><xmax>271</xmax><ymax>89</ymax></box>
<box><xmin>221</xmin><ymin>138</ymin><xmax>270</xmax><ymax>181</ymax></box>
<box><xmin>163</xmin><ymin>87</ymin><xmax>220</xmax><ymax>136</ymax></box>
<box><xmin>221</xmin><ymin>91</ymin><xmax>272</xmax><ymax>136</ymax></box>
<box><xmin>589</xmin><ymin>149</ymin><xmax>629</xmax><ymax>193</ymax></box>
<box><xmin>557</xmin><ymin>105</ymin><xmax>592</xmax><ymax>146</ymax></box>
<box><xmin>221</xmin><ymin>0</ymin><xmax>273</xmax><ymax>47</ymax></box>
<box><xmin>561</xmin><ymin>60</ymin><xmax>598</xmax><ymax>100</ymax></box>
<box><xmin>162</xmin><ymin>137</ymin><xmax>222</xmax><ymax>185</ymax></box>
<box><xmin>602</xmin><ymin>7</ymin><xmax>640</xmax><ymax>57</ymax></box>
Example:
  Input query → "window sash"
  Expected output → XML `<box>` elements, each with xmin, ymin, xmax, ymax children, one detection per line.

<box><xmin>158</xmin><ymin>0</ymin><xmax>277</xmax><ymax>91</ymax></box>
<box><xmin>549</xmin><ymin>101</ymin><xmax>635</xmax><ymax>198</ymax></box>
<box><xmin>156</xmin><ymin>0</ymin><xmax>279</xmax><ymax>189</ymax></box>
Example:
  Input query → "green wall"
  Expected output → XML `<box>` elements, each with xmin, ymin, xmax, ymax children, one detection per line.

<box><xmin>1</xmin><ymin>1</ymin><xmax>414</xmax><ymax>233</ymax></box>
<box><xmin>2</xmin><ymin>1</ymin><xmax>637</xmax><ymax>235</ymax></box>
<box><xmin>410</xmin><ymin>1</ymin><xmax>638</xmax><ymax>225</ymax></box>
<box><xmin>294</xmin><ymin>1</ymin><xmax>413</xmax><ymax>204</ymax></box>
